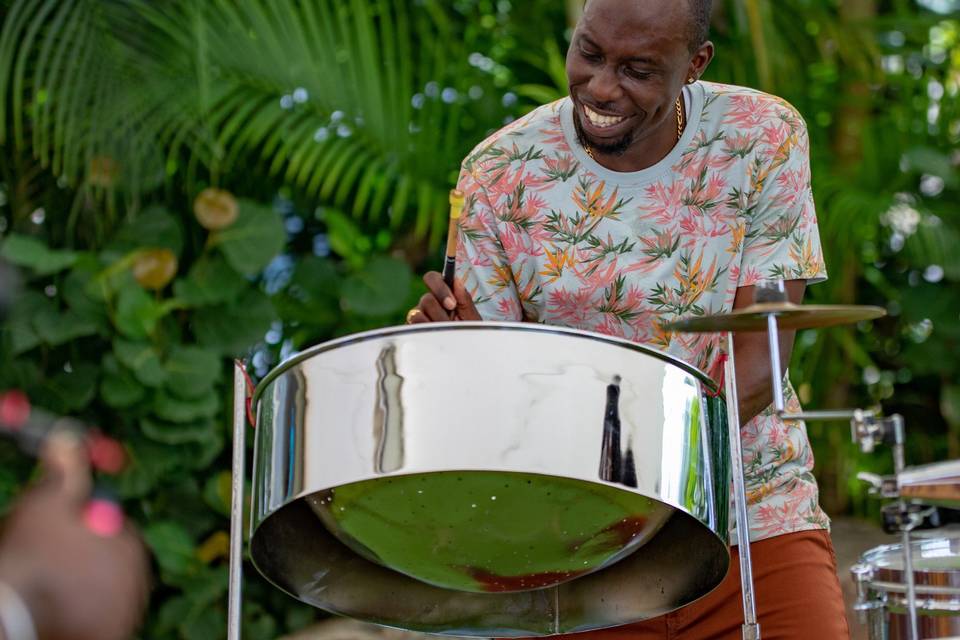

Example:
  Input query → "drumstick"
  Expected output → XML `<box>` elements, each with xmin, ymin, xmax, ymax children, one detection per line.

<box><xmin>442</xmin><ymin>189</ymin><xmax>465</xmax><ymax>292</ymax></box>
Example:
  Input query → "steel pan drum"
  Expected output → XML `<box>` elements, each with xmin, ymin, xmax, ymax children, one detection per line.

<box><xmin>249</xmin><ymin>323</ymin><xmax>730</xmax><ymax>636</ymax></box>
<box><xmin>853</xmin><ymin>532</ymin><xmax>960</xmax><ymax>639</ymax></box>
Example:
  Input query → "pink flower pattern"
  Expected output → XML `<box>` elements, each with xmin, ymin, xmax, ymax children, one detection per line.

<box><xmin>455</xmin><ymin>82</ymin><xmax>829</xmax><ymax>542</ymax></box>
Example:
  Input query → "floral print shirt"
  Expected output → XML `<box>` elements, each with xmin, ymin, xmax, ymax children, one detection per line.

<box><xmin>454</xmin><ymin>81</ymin><xmax>829</xmax><ymax>543</ymax></box>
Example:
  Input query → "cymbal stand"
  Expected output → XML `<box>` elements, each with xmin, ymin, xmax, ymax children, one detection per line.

<box><xmin>723</xmin><ymin>331</ymin><xmax>760</xmax><ymax>640</ymax></box>
<box><xmin>227</xmin><ymin>361</ymin><xmax>249</xmax><ymax>640</ymax></box>
<box><xmin>851</xmin><ymin>412</ymin><xmax>919</xmax><ymax>640</ymax></box>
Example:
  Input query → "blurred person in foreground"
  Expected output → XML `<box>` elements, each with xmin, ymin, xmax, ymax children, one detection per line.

<box><xmin>408</xmin><ymin>0</ymin><xmax>848</xmax><ymax>637</ymax></box>
<box><xmin>0</xmin><ymin>260</ymin><xmax>149</xmax><ymax>640</ymax></box>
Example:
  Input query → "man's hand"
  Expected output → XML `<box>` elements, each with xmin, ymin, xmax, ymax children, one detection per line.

<box><xmin>407</xmin><ymin>271</ymin><xmax>482</xmax><ymax>323</ymax></box>
<box><xmin>0</xmin><ymin>433</ymin><xmax>149</xmax><ymax>640</ymax></box>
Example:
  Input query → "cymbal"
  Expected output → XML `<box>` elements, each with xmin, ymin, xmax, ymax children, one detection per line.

<box><xmin>665</xmin><ymin>302</ymin><xmax>886</xmax><ymax>333</ymax></box>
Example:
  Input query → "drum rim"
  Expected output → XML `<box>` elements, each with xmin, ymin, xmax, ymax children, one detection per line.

<box><xmin>251</xmin><ymin>321</ymin><xmax>719</xmax><ymax>407</ymax></box>
<box><xmin>862</xmin><ymin>537</ymin><xmax>960</xmax><ymax>572</ymax></box>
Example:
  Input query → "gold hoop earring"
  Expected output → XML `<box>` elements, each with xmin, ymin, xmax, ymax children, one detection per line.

<box><xmin>687</xmin><ymin>77</ymin><xmax>696</xmax><ymax>84</ymax></box>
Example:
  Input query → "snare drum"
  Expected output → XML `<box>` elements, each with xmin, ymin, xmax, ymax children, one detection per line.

<box><xmin>852</xmin><ymin>533</ymin><xmax>960</xmax><ymax>639</ymax></box>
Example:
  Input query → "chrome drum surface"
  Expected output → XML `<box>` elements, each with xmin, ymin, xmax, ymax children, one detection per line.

<box><xmin>249</xmin><ymin>322</ymin><xmax>730</xmax><ymax>636</ymax></box>
<box><xmin>853</xmin><ymin>532</ymin><xmax>960</xmax><ymax>639</ymax></box>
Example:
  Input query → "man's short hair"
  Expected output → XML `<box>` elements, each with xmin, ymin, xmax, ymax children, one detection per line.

<box><xmin>582</xmin><ymin>0</ymin><xmax>714</xmax><ymax>52</ymax></box>
<box><xmin>688</xmin><ymin>0</ymin><xmax>714</xmax><ymax>51</ymax></box>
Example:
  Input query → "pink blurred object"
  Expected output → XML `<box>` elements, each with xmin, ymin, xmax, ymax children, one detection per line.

<box><xmin>82</xmin><ymin>499</ymin><xmax>125</xmax><ymax>537</ymax></box>
<box><xmin>0</xmin><ymin>390</ymin><xmax>30</xmax><ymax>430</ymax></box>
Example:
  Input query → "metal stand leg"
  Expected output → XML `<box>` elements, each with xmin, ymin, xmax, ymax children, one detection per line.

<box><xmin>227</xmin><ymin>361</ymin><xmax>248</xmax><ymax>640</ymax></box>
<box><xmin>725</xmin><ymin>333</ymin><xmax>761</xmax><ymax>640</ymax></box>
<box><xmin>889</xmin><ymin>416</ymin><xmax>919</xmax><ymax>640</ymax></box>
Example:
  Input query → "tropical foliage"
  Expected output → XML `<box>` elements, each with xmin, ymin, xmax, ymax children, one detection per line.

<box><xmin>0</xmin><ymin>0</ymin><xmax>957</xmax><ymax>638</ymax></box>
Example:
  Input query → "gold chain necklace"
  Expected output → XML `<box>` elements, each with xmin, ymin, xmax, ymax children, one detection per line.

<box><xmin>584</xmin><ymin>96</ymin><xmax>684</xmax><ymax>161</ymax></box>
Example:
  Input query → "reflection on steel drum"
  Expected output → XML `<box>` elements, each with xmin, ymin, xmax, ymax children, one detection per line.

<box><xmin>307</xmin><ymin>471</ymin><xmax>672</xmax><ymax>593</ymax></box>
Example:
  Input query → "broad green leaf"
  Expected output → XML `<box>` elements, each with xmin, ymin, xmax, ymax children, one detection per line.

<box><xmin>270</xmin><ymin>255</ymin><xmax>341</xmax><ymax>325</ymax></box>
<box><xmin>36</xmin><ymin>363</ymin><xmax>99</xmax><ymax>413</ymax></box>
<box><xmin>114</xmin><ymin>339</ymin><xmax>167</xmax><ymax>387</ymax></box>
<box><xmin>192</xmin><ymin>288</ymin><xmax>274</xmax><ymax>355</ymax></box>
<box><xmin>33</xmin><ymin>307</ymin><xmax>99</xmax><ymax>346</ymax></box>
<box><xmin>143</xmin><ymin>521</ymin><xmax>198</xmax><ymax>576</ymax></box>
<box><xmin>142</xmin><ymin>417</ymin><xmax>217</xmax><ymax>446</ymax></box>
<box><xmin>101</xmin><ymin>369</ymin><xmax>146</xmax><ymax>409</ymax></box>
<box><xmin>172</xmin><ymin>254</ymin><xmax>247</xmax><ymax>307</ymax></box>
<box><xmin>62</xmin><ymin>259</ymin><xmax>110</xmax><ymax>329</ymax></box>
<box><xmin>108</xmin><ymin>205</ymin><xmax>185</xmax><ymax>257</ymax></box>
<box><xmin>341</xmin><ymin>255</ymin><xmax>413</xmax><ymax>316</ymax></box>
<box><xmin>210</xmin><ymin>200</ymin><xmax>286</xmax><ymax>276</ymax></box>
<box><xmin>164</xmin><ymin>346</ymin><xmax>223</xmax><ymax>399</ymax></box>
<box><xmin>153</xmin><ymin>390</ymin><xmax>220</xmax><ymax>423</ymax></box>
<box><xmin>202</xmin><ymin>471</ymin><xmax>232</xmax><ymax>517</ymax></box>
<box><xmin>114</xmin><ymin>285</ymin><xmax>164</xmax><ymax>339</ymax></box>
<box><xmin>0</xmin><ymin>234</ymin><xmax>78</xmax><ymax>276</ymax></box>
<box><xmin>3</xmin><ymin>291</ymin><xmax>49</xmax><ymax>355</ymax></box>
<box><xmin>943</xmin><ymin>385</ymin><xmax>960</xmax><ymax>428</ymax></box>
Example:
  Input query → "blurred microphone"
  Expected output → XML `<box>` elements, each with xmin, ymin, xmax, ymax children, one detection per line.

<box><xmin>0</xmin><ymin>258</ymin><xmax>19</xmax><ymax>324</ymax></box>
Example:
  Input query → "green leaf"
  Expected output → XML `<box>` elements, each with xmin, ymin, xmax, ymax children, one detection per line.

<box><xmin>943</xmin><ymin>385</ymin><xmax>960</xmax><ymax>428</ymax></box>
<box><xmin>341</xmin><ymin>255</ymin><xmax>413</xmax><ymax>316</ymax></box>
<box><xmin>321</xmin><ymin>207</ymin><xmax>368</xmax><ymax>263</ymax></box>
<box><xmin>114</xmin><ymin>285</ymin><xmax>164</xmax><ymax>339</ymax></box>
<box><xmin>202</xmin><ymin>471</ymin><xmax>232</xmax><ymax>517</ymax></box>
<box><xmin>101</xmin><ymin>367</ymin><xmax>146</xmax><ymax>409</ymax></box>
<box><xmin>108</xmin><ymin>205</ymin><xmax>184</xmax><ymax>257</ymax></box>
<box><xmin>172</xmin><ymin>254</ymin><xmax>248</xmax><ymax>307</ymax></box>
<box><xmin>210</xmin><ymin>200</ymin><xmax>286</xmax><ymax>276</ymax></box>
<box><xmin>2</xmin><ymin>291</ymin><xmax>48</xmax><ymax>354</ymax></box>
<box><xmin>141</xmin><ymin>417</ymin><xmax>217</xmax><ymax>445</ymax></box>
<box><xmin>33</xmin><ymin>307</ymin><xmax>99</xmax><ymax>345</ymax></box>
<box><xmin>36</xmin><ymin>363</ymin><xmax>99</xmax><ymax>413</ymax></box>
<box><xmin>153</xmin><ymin>390</ymin><xmax>220</xmax><ymax>423</ymax></box>
<box><xmin>114</xmin><ymin>339</ymin><xmax>167</xmax><ymax>387</ymax></box>
<box><xmin>271</xmin><ymin>255</ymin><xmax>341</xmax><ymax>325</ymax></box>
<box><xmin>143</xmin><ymin>521</ymin><xmax>197</xmax><ymax>576</ymax></box>
<box><xmin>62</xmin><ymin>259</ymin><xmax>110</xmax><ymax>329</ymax></box>
<box><xmin>192</xmin><ymin>289</ymin><xmax>274</xmax><ymax>355</ymax></box>
<box><xmin>163</xmin><ymin>346</ymin><xmax>223</xmax><ymax>399</ymax></box>
<box><xmin>0</xmin><ymin>234</ymin><xmax>78</xmax><ymax>276</ymax></box>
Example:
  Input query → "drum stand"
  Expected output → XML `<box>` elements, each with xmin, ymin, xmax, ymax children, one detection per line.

<box><xmin>723</xmin><ymin>331</ymin><xmax>761</xmax><ymax>640</ymax></box>
<box><xmin>758</xmin><ymin>308</ymin><xmax>918</xmax><ymax>640</ymax></box>
<box><xmin>227</xmin><ymin>361</ymin><xmax>247</xmax><ymax>640</ymax></box>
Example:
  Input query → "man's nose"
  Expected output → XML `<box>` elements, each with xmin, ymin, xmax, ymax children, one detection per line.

<box><xmin>586</xmin><ymin>65</ymin><xmax>623</xmax><ymax>104</ymax></box>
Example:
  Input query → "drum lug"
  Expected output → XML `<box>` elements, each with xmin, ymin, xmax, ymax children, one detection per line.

<box><xmin>850</xmin><ymin>563</ymin><xmax>882</xmax><ymax>623</ymax></box>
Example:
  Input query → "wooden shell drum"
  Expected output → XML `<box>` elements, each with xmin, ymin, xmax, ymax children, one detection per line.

<box><xmin>249</xmin><ymin>323</ymin><xmax>730</xmax><ymax>636</ymax></box>
<box><xmin>853</xmin><ymin>532</ymin><xmax>960</xmax><ymax>639</ymax></box>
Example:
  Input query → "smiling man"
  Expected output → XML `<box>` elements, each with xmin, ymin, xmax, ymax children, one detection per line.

<box><xmin>408</xmin><ymin>0</ymin><xmax>849</xmax><ymax>637</ymax></box>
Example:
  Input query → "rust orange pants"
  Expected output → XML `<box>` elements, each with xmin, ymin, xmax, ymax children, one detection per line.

<box><xmin>554</xmin><ymin>529</ymin><xmax>850</xmax><ymax>640</ymax></box>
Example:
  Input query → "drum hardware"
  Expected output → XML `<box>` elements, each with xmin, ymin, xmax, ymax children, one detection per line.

<box><xmin>227</xmin><ymin>360</ymin><xmax>251</xmax><ymax>640</ymax></box>
<box><xmin>722</xmin><ymin>331</ymin><xmax>760</xmax><ymax>640</ymax></box>
<box><xmin>851</xmin><ymin>533</ymin><xmax>960</xmax><ymax>639</ymax></box>
<box><xmin>667</xmin><ymin>279</ymin><xmax>890</xmax><ymax>640</ymax></box>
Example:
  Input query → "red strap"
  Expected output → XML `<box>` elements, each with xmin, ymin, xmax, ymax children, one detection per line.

<box><xmin>235</xmin><ymin>360</ymin><xmax>257</xmax><ymax>428</ymax></box>
<box><xmin>706</xmin><ymin>353</ymin><xmax>728</xmax><ymax>398</ymax></box>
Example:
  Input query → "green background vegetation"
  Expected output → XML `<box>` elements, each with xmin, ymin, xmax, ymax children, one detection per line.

<box><xmin>0</xmin><ymin>0</ymin><xmax>957</xmax><ymax>637</ymax></box>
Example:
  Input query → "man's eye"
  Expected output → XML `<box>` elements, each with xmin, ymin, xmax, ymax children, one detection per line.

<box><xmin>625</xmin><ymin>68</ymin><xmax>652</xmax><ymax>80</ymax></box>
<box><xmin>580</xmin><ymin>50</ymin><xmax>601</xmax><ymax>62</ymax></box>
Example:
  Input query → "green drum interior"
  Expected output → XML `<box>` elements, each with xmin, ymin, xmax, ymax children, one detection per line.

<box><xmin>306</xmin><ymin>471</ymin><xmax>673</xmax><ymax>593</ymax></box>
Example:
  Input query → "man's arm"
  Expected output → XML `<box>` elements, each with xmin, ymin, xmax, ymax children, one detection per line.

<box><xmin>731</xmin><ymin>279</ymin><xmax>806</xmax><ymax>425</ymax></box>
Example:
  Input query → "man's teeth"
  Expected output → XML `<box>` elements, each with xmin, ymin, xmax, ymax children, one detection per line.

<box><xmin>584</xmin><ymin>105</ymin><xmax>625</xmax><ymax>128</ymax></box>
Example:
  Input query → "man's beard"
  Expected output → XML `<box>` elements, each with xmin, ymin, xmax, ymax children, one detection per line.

<box><xmin>573</xmin><ymin>113</ymin><xmax>633</xmax><ymax>157</ymax></box>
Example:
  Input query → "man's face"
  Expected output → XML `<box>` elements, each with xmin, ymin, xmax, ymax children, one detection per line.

<box><xmin>566</xmin><ymin>0</ymin><xmax>705</xmax><ymax>156</ymax></box>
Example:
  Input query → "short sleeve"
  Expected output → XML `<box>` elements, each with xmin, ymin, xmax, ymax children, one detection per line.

<box><xmin>454</xmin><ymin>167</ymin><xmax>523</xmax><ymax>322</ymax></box>
<box><xmin>738</xmin><ymin>109</ymin><xmax>828</xmax><ymax>288</ymax></box>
